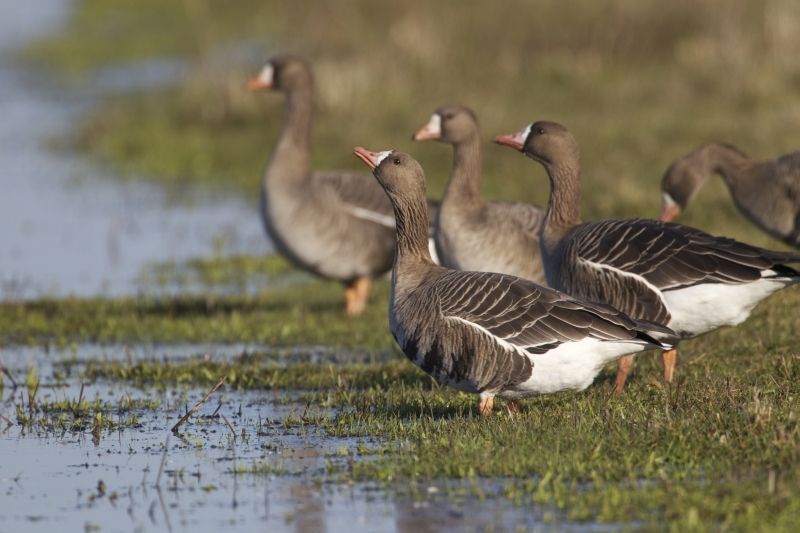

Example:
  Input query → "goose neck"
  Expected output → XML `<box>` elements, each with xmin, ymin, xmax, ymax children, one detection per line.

<box><xmin>264</xmin><ymin>86</ymin><xmax>314</xmax><ymax>189</ymax></box>
<box><xmin>543</xmin><ymin>162</ymin><xmax>582</xmax><ymax>248</ymax></box>
<box><xmin>443</xmin><ymin>134</ymin><xmax>483</xmax><ymax>209</ymax></box>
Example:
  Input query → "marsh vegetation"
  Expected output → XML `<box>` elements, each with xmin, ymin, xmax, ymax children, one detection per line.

<box><xmin>5</xmin><ymin>0</ymin><xmax>800</xmax><ymax>530</ymax></box>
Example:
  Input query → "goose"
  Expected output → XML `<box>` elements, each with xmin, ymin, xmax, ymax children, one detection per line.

<box><xmin>495</xmin><ymin>121</ymin><xmax>800</xmax><ymax>392</ymax></box>
<box><xmin>352</xmin><ymin>146</ymin><xmax>674</xmax><ymax>415</ymax></box>
<box><xmin>659</xmin><ymin>142</ymin><xmax>800</xmax><ymax>249</ymax></box>
<box><xmin>412</xmin><ymin>105</ymin><xmax>546</xmax><ymax>283</ymax></box>
<box><xmin>248</xmin><ymin>54</ymin><xmax>438</xmax><ymax>314</ymax></box>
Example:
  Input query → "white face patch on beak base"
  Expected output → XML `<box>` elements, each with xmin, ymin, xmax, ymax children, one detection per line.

<box><xmin>257</xmin><ymin>64</ymin><xmax>274</xmax><ymax>85</ymax></box>
<box><xmin>375</xmin><ymin>150</ymin><xmax>393</xmax><ymax>166</ymax></box>
<box><xmin>518</xmin><ymin>124</ymin><xmax>532</xmax><ymax>144</ymax></box>
<box><xmin>426</xmin><ymin>114</ymin><xmax>442</xmax><ymax>136</ymax></box>
<box><xmin>662</xmin><ymin>192</ymin><xmax>677</xmax><ymax>208</ymax></box>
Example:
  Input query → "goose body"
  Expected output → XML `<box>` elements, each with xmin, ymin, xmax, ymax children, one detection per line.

<box><xmin>413</xmin><ymin>105</ymin><xmax>545</xmax><ymax>283</ymax></box>
<box><xmin>660</xmin><ymin>142</ymin><xmax>800</xmax><ymax>248</ymax></box>
<box><xmin>354</xmin><ymin>146</ymin><xmax>672</xmax><ymax>414</ymax></box>
<box><xmin>249</xmin><ymin>55</ymin><xmax>438</xmax><ymax>314</ymax></box>
<box><xmin>552</xmin><ymin>218</ymin><xmax>800</xmax><ymax>340</ymax></box>
<box><xmin>495</xmin><ymin>122</ymin><xmax>800</xmax><ymax>391</ymax></box>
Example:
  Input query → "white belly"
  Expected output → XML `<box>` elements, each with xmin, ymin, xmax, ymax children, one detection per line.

<box><xmin>505</xmin><ymin>338</ymin><xmax>649</xmax><ymax>397</ymax></box>
<box><xmin>663</xmin><ymin>277</ymin><xmax>795</xmax><ymax>337</ymax></box>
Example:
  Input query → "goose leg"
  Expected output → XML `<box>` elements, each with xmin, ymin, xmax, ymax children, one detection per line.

<box><xmin>614</xmin><ymin>355</ymin><xmax>635</xmax><ymax>394</ymax></box>
<box><xmin>479</xmin><ymin>394</ymin><xmax>494</xmax><ymax>417</ymax></box>
<box><xmin>505</xmin><ymin>399</ymin><xmax>521</xmax><ymax>415</ymax></box>
<box><xmin>662</xmin><ymin>348</ymin><xmax>677</xmax><ymax>383</ymax></box>
<box><xmin>344</xmin><ymin>276</ymin><xmax>371</xmax><ymax>315</ymax></box>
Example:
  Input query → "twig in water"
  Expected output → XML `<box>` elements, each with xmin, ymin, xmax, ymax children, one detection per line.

<box><xmin>0</xmin><ymin>366</ymin><xmax>18</xmax><ymax>389</ymax></box>
<box><xmin>170</xmin><ymin>375</ymin><xmax>226</xmax><ymax>434</ymax></box>
<box><xmin>220</xmin><ymin>412</ymin><xmax>239</xmax><ymax>509</ymax></box>
<box><xmin>156</xmin><ymin>433</ymin><xmax>170</xmax><ymax>488</ymax></box>
<box><xmin>71</xmin><ymin>381</ymin><xmax>85</xmax><ymax>417</ymax></box>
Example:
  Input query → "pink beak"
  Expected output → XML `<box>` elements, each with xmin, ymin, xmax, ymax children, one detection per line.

<box><xmin>353</xmin><ymin>146</ymin><xmax>382</xmax><ymax>170</ymax></box>
<box><xmin>413</xmin><ymin>124</ymin><xmax>440</xmax><ymax>141</ymax></box>
<box><xmin>493</xmin><ymin>130</ymin><xmax>527</xmax><ymax>150</ymax></box>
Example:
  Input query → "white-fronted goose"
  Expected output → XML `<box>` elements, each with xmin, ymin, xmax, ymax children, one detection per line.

<box><xmin>495</xmin><ymin>122</ymin><xmax>800</xmax><ymax>392</ymax></box>
<box><xmin>248</xmin><ymin>55</ymin><xmax>437</xmax><ymax>314</ymax></box>
<box><xmin>353</xmin><ymin>146</ymin><xmax>673</xmax><ymax>415</ymax></box>
<box><xmin>660</xmin><ymin>142</ymin><xmax>800</xmax><ymax>248</ymax></box>
<box><xmin>412</xmin><ymin>105</ymin><xmax>546</xmax><ymax>283</ymax></box>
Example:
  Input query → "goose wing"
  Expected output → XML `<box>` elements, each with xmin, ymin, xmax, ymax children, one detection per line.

<box><xmin>567</xmin><ymin>218</ymin><xmax>800</xmax><ymax>321</ymax></box>
<box><xmin>314</xmin><ymin>170</ymin><xmax>396</xmax><ymax>227</ymax></box>
<box><xmin>316</xmin><ymin>171</ymin><xmax>439</xmax><ymax>233</ymax></box>
<box><xmin>435</xmin><ymin>270</ymin><xmax>670</xmax><ymax>356</ymax></box>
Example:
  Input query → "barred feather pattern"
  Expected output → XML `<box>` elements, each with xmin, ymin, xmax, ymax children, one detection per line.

<box><xmin>554</xmin><ymin>218</ymin><xmax>800</xmax><ymax>325</ymax></box>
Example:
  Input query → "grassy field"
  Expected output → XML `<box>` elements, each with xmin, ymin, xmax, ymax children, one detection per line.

<box><xmin>13</xmin><ymin>0</ymin><xmax>800</xmax><ymax>529</ymax></box>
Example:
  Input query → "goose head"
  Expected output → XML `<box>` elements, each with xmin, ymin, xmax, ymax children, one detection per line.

<box><xmin>659</xmin><ymin>156</ymin><xmax>708</xmax><ymax>222</ymax></box>
<box><xmin>247</xmin><ymin>54</ymin><xmax>312</xmax><ymax>92</ymax></box>
<box><xmin>353</xmin><ymin>147</ymin><xmax>426</xmax><ymax>199</ymax></box>
<box><xmin>494</xmin><ymin>121</ymin><xmax>579</xmax><ymax>168</ymax></box>
<box><xmin>412</xmin><ymin>105</ymin><xmax>479</xmax><ymax>144</ymax></box>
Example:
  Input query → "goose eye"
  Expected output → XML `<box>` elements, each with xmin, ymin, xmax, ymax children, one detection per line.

<box><xmin>392</xmin><ymin>157</ymin><xmax>401</xmax><ymax>165</ymax></box>
<box><xmin>443</xmin><ymin>112</ymin><xmax>454</xmax><ymax>120</ymax></box>
<box><xmin>536</xmin><ymin>127</ymin><xmax>545</xmax><ymax>135</ymax></box>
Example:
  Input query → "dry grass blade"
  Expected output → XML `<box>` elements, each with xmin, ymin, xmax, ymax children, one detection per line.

<box><xmin>170</xmin><ymin>375</ymin><xmax>226</xmax><ymax>434</ymax></box>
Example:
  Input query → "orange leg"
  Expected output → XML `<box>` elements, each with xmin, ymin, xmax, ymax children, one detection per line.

<box><xmin>505</xmin><ymin>399</ymin><xmax>521</xmax><ymax>416</ymax></box>
<box><xmin>662</xmin><ymin>348</ymin><xmax>677</xmax><ymax>384</ymax></box>
<box><xmin>479</xmin><ymin>395</ymin><xmax>494</xmax><ymax>417</ymax></box>
<box><xmin>614</xmin><ymin>355</ymin><xmax>635</xmax><ymax>394</ymax></box>
<box><xmin>344</xmin><ymin>276</ymin><xmax>371</xmax><ymax>316</ymax></box>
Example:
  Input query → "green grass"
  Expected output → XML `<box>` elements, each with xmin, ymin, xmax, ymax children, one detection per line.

<box><xmin>75</xmin><ymin>315</ymin><xmax>800</xmax><ymax>529</ymax></box>
<box><xmin>28</xmin><ymin>0</ymin><xmax>800</xmax><ymax>252</ymax></box>
<box><xmin>0</xmin><ymin>255</ymin><xmax>393</xmax><ymax>349</ymax></box>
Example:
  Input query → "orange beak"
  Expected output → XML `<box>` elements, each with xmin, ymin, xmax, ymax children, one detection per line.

<box><xmin>659</xmin><ymin>201</ymin><xmax>681</xmax><ymax>222</ymax></box>
<box><xmin>247</xmin><ymin>77</ymin><xmax>272</xmax><ymax>92</ymax></box>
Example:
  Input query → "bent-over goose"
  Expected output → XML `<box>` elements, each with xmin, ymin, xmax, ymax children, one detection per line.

<box><xmin>412</xmin><ymin>105</ymin><xmax>546</xmax><ymax>283</ymax></box>
<box><xmin>248</xmin><ymin>54</ymin><xmax>438</xmax><ymax>314</ymax></box>
<box><xmin>660</xmin><ymin>142</ymin><xmax>800</xmax><ymax>249</ymax></box>
<box><xmin>495</xmin><ymin>122</ymin><xmax>800</xmax><ymax>392</ymax></box>
<box><xmin>353</xmin><ymin>146</ymin><xmax>673</xmax><ymax>415</ymax></box>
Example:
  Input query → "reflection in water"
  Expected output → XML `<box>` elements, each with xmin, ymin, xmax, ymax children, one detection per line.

<box><xmin>290</xmin><ymin>481</ymin><xmax>327</xmax><ymax>533</ymax></box>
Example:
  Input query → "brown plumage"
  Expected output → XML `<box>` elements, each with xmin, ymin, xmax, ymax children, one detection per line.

<box><xmin>660</xmin><ymin>142</ymin><xmax>800</xmax><ymax>248</ymax></box>
<box><xmin>248</xmin><ymin>55</ymin><xmax>439</xmax><ymax>314</ymax></box>
<box><xmin>412</xmin><ymin>105</ymin><xmax>545</xmax><ymax>283</ymax></box>
<box><xmin>353</xmin><ymin>146</ymin><xmax>672</xmax><ymax>415</ymax></box>
<box><xmin>495</xmin><ymin>121</ymin><xmax>800</xmax><ymax>392</ymax></box>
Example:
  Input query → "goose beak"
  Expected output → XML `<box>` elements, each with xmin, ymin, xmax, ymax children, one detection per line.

<box><xmin>493</xmin><ymin>129</ymin><xmax>526</xmax><ymax>150</ymax></box>
<box><xmin>354</xmin><ymin>146</ymin><xmax>391</xmax><ymax>170</ymax></box>
<box><xmin>247</xmin><ymin>64</ymin><xmax>274</xmax><ymax>92</ymax></box>
<box><xmin>659</xmin><ymin>193</ymin><xmax>681</xmax><ymax>222</ymax></box>
<box><xmin>659</xmin><ymin>202</ymin><xmax>681</xmax><ymax>222</ymax></box>
<box><xmin>412</xmin><ymin>114</ymin><xmax>442</xmax><ymax>141</ymax></box>
<box><xmin>247</xmin><ymin>77</ymin><xmax>271</xmax><ymax>91</ymax></box>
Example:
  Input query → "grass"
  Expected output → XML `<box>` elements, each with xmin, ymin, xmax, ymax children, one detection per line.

<box><xmin>25</xmin><ymin>0</ymin><xmax>800</xmax><ymax>252</ymax></box>
<box><xmin>0</xmin><ymin>265</ymin><xmax>393</xmax><ymax>350</ymax></box>
<box><xmin>14</xmin><ymin>0</ymin><xmax>800</xmax><ymax>528</ymax></box>
<box><xmin>76</xmin><ymin>316</ymin><xmax>800</xmax><ymax>528</ymax></box>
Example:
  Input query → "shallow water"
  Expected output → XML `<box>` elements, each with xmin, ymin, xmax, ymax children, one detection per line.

<box><xmin>0</xmin><ymin>1</ymin><xmax>268</xmax><ymax>300</ymax></box>
<box><xmin>0</xmin><ymin>350</ymin><xmax>585</xmax><ymax>533</ymax></box>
